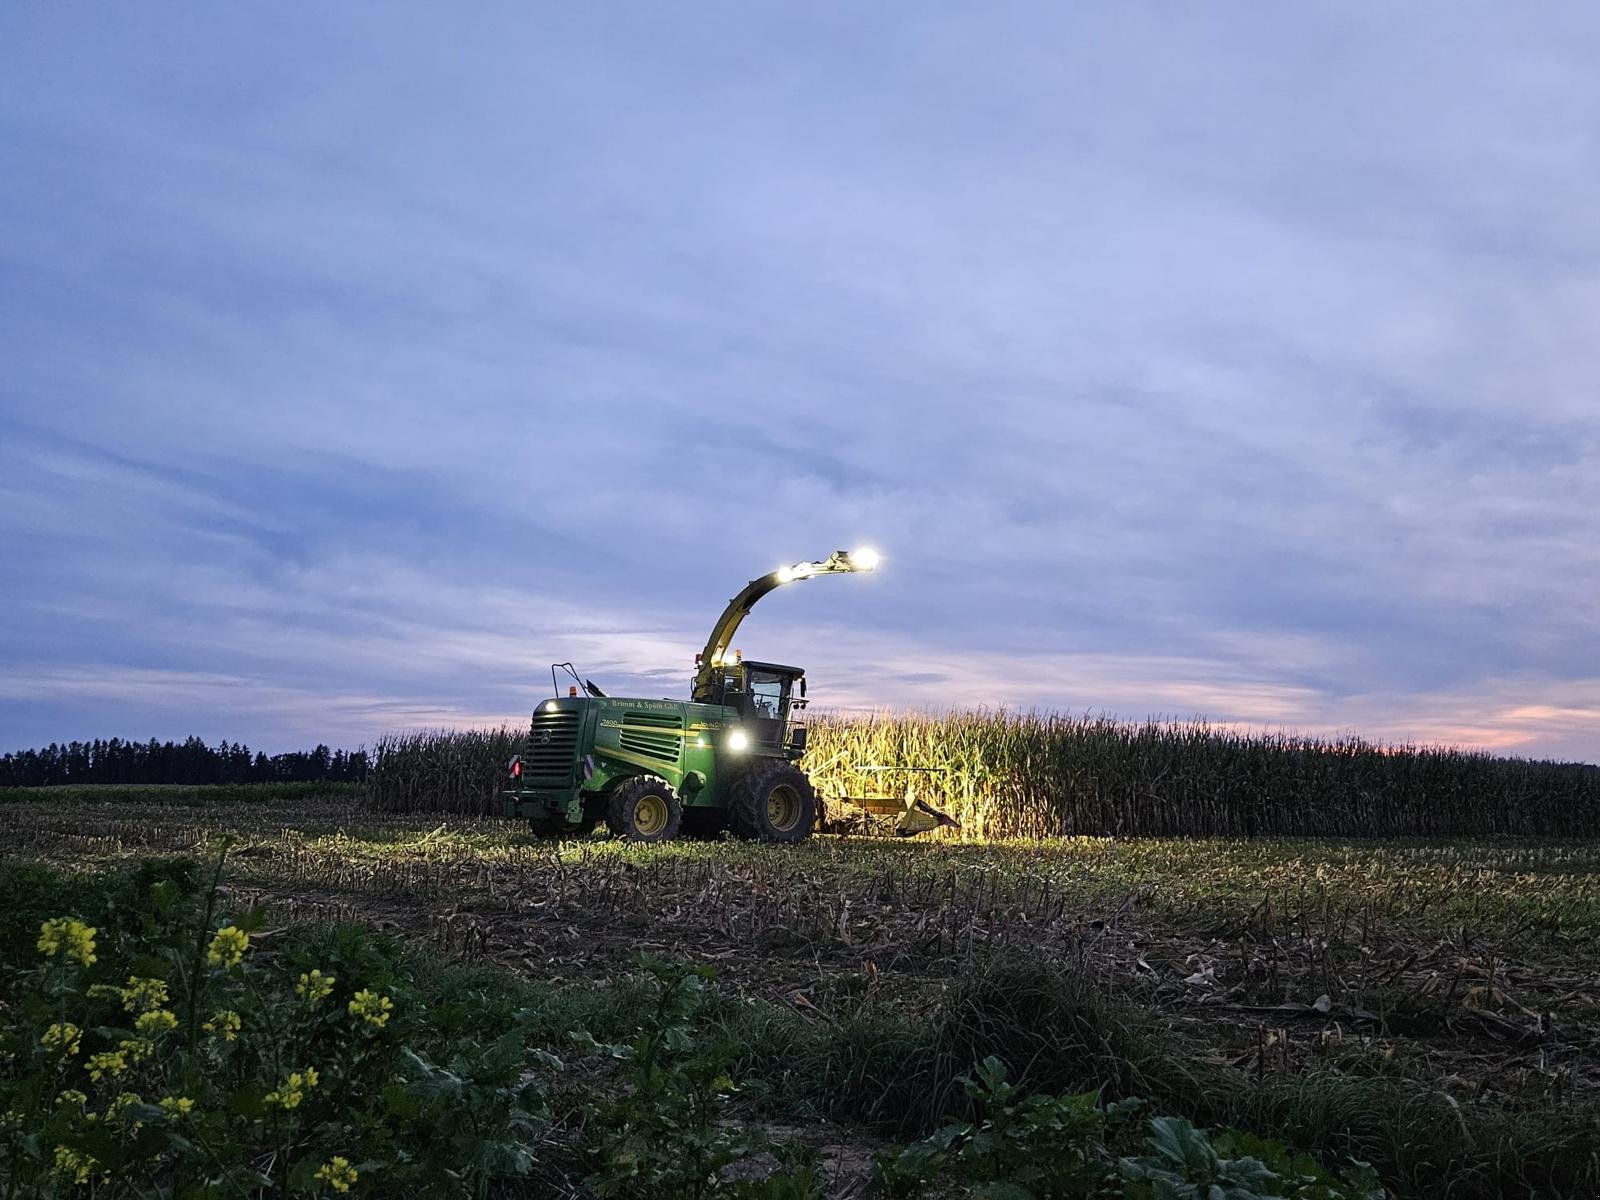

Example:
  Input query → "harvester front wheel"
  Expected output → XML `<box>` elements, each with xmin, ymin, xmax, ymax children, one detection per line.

<box><xmin>729</xmin><ymin>761</ymin><xmax>817</xmax><ymax>843</ymax></box>
<box><xmin>606</xmin><ymin>776</ymin><xmax>683</xmax><ymax>843</ymax></box>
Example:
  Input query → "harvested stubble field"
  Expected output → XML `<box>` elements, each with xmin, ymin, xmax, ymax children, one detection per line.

<box><xmin>6</xmin><ymin>785</ymin><xmax>1600</xmax><ymax>1198</ymax></box>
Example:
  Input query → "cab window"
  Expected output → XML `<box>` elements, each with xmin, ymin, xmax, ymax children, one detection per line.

<box><xmin>747</xmin><ymin>670</ymin><xmax>787</xmax><ymax>719</ymax></box>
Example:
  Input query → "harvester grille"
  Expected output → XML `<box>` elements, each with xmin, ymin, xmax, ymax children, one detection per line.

<box><xmin>620</xmin><ymin>711</ymin><xmax>683</xmax><ymax>764</ymax></box>
<box><xmin>526</xmin><ymin>709</ymin><xmax>581</xmax><ymax>780</ymax></box>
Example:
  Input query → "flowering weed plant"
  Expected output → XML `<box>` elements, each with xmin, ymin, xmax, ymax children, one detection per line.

<box><xmin>0</xmin><ymin>853</ymin><xmax>552</xmax><ymax>1197</ymax></box>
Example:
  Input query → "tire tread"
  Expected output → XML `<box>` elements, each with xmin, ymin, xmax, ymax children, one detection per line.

<box><xmin>729</xmin><ymin>760</ymin><xmax>817</xmax><ymax>843</ymax></box>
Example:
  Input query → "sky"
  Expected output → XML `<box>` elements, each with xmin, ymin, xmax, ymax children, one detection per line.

<box><xmin>2</xmin><ymin>5</ymin><xmax>1598</xmax><ymax>762</ymax></box>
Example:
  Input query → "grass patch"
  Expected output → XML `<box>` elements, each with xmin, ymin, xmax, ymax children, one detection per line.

<box><xmin>0</xmin><ymin>781</ymin><xmax>366</xmax><ymax>806</ymax></box>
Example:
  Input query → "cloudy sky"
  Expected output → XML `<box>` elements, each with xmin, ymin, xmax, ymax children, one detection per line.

<box><xmin>2</xmin><ymin>5</ymin><xmax>1597</xmax><ymax>761</ymax></box>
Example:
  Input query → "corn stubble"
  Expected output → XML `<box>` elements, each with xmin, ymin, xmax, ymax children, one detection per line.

<box><xmin>368</xmin><ymin>712</ymin><xmax>1600</xmax><ymax>838</ymax></box>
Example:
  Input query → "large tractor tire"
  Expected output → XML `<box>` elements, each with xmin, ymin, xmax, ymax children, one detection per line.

<box><xmin>605</xmin><ymin>776</ymin><xmax>683</xmax><ymax>843</ymax></box>
<box><xmin>729</xmin><ymin>760</ymin><xmax>817</xmax><ymax>843</ymax></box>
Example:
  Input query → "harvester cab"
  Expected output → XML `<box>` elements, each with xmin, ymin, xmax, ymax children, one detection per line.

<box><xmin>702</xmin><ymin>658</ymin><xmax>807</xmax><ymax>754</ymax></box>
<box><xmin>503</xmin><ymin>548</ymin><xmax>954</xmax><ymax>842</ymax></box>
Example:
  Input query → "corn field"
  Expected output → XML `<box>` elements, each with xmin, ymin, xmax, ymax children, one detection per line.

<box><xmin>368</xmin><ymin>711</ymin><xmax>1600</xmax><ymax>838</ymax></box>
<box><xmin>369</xmin><ymin>727</ymin><xmax>520</xmax><ymax>816</ymax></box>
<box><xmin>804</xmin><ymin>712</ymin><xmax>1600</xmax><ymax>838</ymax></box>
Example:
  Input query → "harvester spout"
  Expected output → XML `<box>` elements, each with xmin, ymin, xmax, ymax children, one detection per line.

<box><xmin>691</xmin><ymin>548</ymin><xmax>878</xmax><ymax>703</ymax></box>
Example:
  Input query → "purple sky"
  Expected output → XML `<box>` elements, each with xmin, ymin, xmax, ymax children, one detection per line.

<box><xmin>3</xmin><ymin>6</ymin><xmax>1598</xmax><ymax>762</ymax></box>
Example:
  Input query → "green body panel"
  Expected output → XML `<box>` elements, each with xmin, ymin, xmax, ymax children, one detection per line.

<box><xmin>502</xmin><ymin>695</ymin><xmax>800</xmax><ymax>826</ymax></box>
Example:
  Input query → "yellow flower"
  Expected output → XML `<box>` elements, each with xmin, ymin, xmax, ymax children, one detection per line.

<box><xmin>120</xmin><ymin>1037</ymin><xmax>155</xmax><ymax>1063</ymax></box>
<box><xmin>108</xmin><ymin>1092</ymin><xmax>143</xmax><ymax>1128</ymax></box>
<box><xmin>264</xmin><ymin>1067</ymin><xmax>320</xmax><ymax>1110</ymax></box>
<box><xmin>120</xmin><ymin>976</ymin><xmax>170</xmax><ymax>1013</ymax></box>
<box><xmin>55</xmin><ymin>1090</ymin><xmax>88</xmax><ymax>1109</ymax></box>
<box><xmin>37</xmin><ymin>920</ymin><xmax>64</xmax><ymax>956</ymax></box>
<box><xmin>85</xmin><ymin>1050</ymin><xmax>128</xmax><ymax>1081</ymax></box>
<box><xmin>207</xmin><ymin>925</ymin><xmax>250</xmax><ymax>968</ymax></box>
<box><xmin>297</xmin><ymin>969</ymin><xmax>337</xmax><ymax>1002</ymax></box>
<box><xmin>41</xmin><ymin>1023</ymin><xmax>83</xmax><ymax>1056</ymax></box>
<box><xmin>203</xmin><ymin>1010</ymin><xmax>241</xmax><ymax>1042</ymax></box>
<box><xmin>347</xmin><ymin>989</ymin><xmax>393</xmax><ymax>1028</ymax></box>
<box><xmin>38</xmin><ymin>917</ymin><xmax>98</xmax><ymax>967</ymax></box>
<box><xmin>135</xmin><ymin>1009</ymin><xmax>178</xmax><ymax>1035</ymax></box>
<box><xmin>52</xmin><ymin>1145</ymin><xmax>100</xmax><ymax>1185</ymax></box>
<box><xmin>314</xmin><ymin>1155</ymin><xmax>359</xmax><ymax>1193</ymax></box>
<box><xmin>159</xmin><ymin>1095</ymin><xmax>194</xmax><ymax>1117</ymax></box>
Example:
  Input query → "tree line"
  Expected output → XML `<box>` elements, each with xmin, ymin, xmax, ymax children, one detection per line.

<box><xmin>0</xmin><ymin>737</ymin><xmax>370</xmax><ymax>788</ymax></box>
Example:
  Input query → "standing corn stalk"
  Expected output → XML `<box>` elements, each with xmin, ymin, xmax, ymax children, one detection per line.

<box><xmin>366</xmin><ymin>712</ymin><xmax>1600</xmax><ymax>838</ymax></box>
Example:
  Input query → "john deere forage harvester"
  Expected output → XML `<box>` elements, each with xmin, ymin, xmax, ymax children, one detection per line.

<box><xmin>503</xmin><ymin>548</ymin><xmax>952</xmax><ymax>842</ymax></box>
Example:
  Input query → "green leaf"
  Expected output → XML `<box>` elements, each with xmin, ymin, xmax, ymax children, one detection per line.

<box><xmin>1147</xmin><ymin>1116</ymin><xmax>1218</xmax><ymax>1173</ymax></box>
<box><xmin>569</xmin><ymin>1028</ymin><xmax>631</xmax><ymax>1058</ymax></box>
<box><xmin>975</xmin><ymin>1185</ymin><xmax>1037</xmax><ymax>1200</ymax></box>
<box><xmin>286</xmin><ymin>1158</ymin><xmax>321</xmax><ymax>1190</ymax></box>
<box><xmin>974</xmin><ymin>1055</ymin><xmax>1009</xmax><ymax>1093</ymax></box>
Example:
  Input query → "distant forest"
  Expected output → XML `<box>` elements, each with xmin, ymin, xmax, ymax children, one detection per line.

<box><xmin>0</xmin><ymin>737</ymin><xmax>370</xmax><ymax>788</ymax></box>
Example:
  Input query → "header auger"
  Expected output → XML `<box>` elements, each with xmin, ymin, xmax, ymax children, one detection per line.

<box><xmin>503</xmin><ymin>549</ymin><xmax>956</xmax><ymax>842</ymax></box>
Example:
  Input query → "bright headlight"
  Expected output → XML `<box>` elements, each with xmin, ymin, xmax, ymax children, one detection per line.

<box><xmin>543</xmin><ymin>700</ymin><xmax>561</xmax><ymax>712</ymax></box>
<box><xmin>727</xmin><ymin>728</ymin><xmax>750</xmax><ymax>752</ymax></box>
<box><xmin>849</xmin><ymin>546</ymin><xmax>880</xmax><ymax>570</ymax></box>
